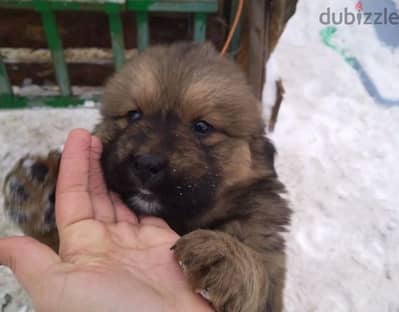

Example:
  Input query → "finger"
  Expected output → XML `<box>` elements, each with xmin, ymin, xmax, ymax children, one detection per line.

<box><xmin>110</xmin><ymin>192</ymin><xmax>138</xmax><ymax>224</ymax></box>
<box><xmin>89</xmin><ymin>136</ymin><xmax>115</xmax><ymax>223</ymax></box>
<box><xmin>139</xmin><ymin>216</ymin><xmax>171</xmax><ymax>229</ymax></box>
<box><xmin>0</xmin><ymin>236</ymin><xmax>59</xmax><ymax>294</ymax></box>
<box><xmin>56</xmin><ymin>129</ymin><xmax>93</xmax><ymax>233</ymax></box>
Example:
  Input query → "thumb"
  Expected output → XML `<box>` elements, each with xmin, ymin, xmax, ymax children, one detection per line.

<box><xmin>0</xmin><ymin>236</ymin><xmax>59</xmax><ymax>291</ymax></box>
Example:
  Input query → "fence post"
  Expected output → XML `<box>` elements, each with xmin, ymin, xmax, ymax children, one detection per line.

<box><xmin>136</xmin><ymin>11</ymin><xmax>149</xmax><ymax>50</ymax></box>
<box><xmin>35</xmin><ymin>0</ymin><xmax>71</xmax><ymax>96</ymax></box>
<box><xmin>193</xmin><ymin>12</ymin><xmax>206</xmax><ymax>41</ymax></box>
<box><xmin>0</xmin><ymin>56</ymin><xmax>13</xmax><ymax>108</ymax></box>
<box><xmin>106</xmin><ymin>3</ymin><xmax>125</xmax><ymax>70</ymax></box>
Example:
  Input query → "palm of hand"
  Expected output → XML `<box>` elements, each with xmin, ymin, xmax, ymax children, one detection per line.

<box><xmin>0</xmin><ymin>130</ymin><xmax>210</xmax><ymax>312</ymax></box>
<box><xmin>30</xmin><ymin>220</ymin><xmax>193</xmax><ymax>312</ymax></box>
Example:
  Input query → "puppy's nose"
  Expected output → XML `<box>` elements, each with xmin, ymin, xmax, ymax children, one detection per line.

<box><xmin>134</xmin><ymin>154</ymin><xmax>168</xmax><ymax>186</ymax></box>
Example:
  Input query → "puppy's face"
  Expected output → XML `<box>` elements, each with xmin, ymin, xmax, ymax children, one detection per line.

<box><xmin>95</xmin><ymin>43</ymin><xmax>272</xmax><ymax>227</ymax></box>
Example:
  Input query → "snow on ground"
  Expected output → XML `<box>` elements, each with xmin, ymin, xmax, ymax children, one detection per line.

<box><xmin>1</xmin><ymin>0</ymin><xmax>399</xmax><ymax>311</ymax></box>
<box><xmin>0</xmin><ymin>110</ymin><xmax>100</xmax><ymax>311</ymax></box>
<box><xmin>266</xmin><ymin>0</ymin><xmax>399</xmax><ymax>311</ymax></box>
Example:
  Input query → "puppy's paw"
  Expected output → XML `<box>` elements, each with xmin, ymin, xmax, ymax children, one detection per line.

<box><xmin>3</xmin><ymin>151</ymin><xmax>60</xmax><ymax>236</ymax></box>
<box><xmin>173</xmin><ymin>230</ymin><xmax>268</xmax><ymax>312</ymax></box>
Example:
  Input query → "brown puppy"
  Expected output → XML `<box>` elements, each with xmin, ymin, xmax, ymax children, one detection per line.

<box><xmin>3</xmin><ymin>42</ymin><xmax>291</xmax><ymax>312</ymax></box>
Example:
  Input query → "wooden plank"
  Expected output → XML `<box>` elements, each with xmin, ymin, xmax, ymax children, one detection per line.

<box><xmin>40</xmin><ymin>8</ymin><xmax>72</xmax><ymax>95</ymax></box>
<box><xmin>127</xmin><ymin>0</ymin><xmax>217</xmax><ymax>12</ymax></box>
<box><xmin>5</xmin><ymin>62</ymin><xmax>114</xmax><ymax>86</ymax></box>
<box><xmin>106</xmin><ymin>3</ymin><xmax>126</xmax><ymax>69</ymax></box>
<box><xmin>247</xmin><ymin>0</ymin><xmax>270</xmax><ymax>100</ymax></box>
<box><xmin>238</xmin><ymin>0</ymin><xmax>297</xmax><ymax>100</ymax></box>
<box><xmin>269</xmin><ymin>0</ymin><xmax>298</xmax><ymax>52</ymax></box>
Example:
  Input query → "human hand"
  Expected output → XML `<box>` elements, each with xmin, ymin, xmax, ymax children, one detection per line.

<box><xmin>0</xmin><ymin>129</ymin><xmax>212</xmax><ymax>312</ymax></box>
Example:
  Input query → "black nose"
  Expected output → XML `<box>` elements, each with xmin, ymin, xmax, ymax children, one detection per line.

<box><xmin>134</xmin><ymin>154</ymin><xmax>167</xmax><ymax>186</ymax></box>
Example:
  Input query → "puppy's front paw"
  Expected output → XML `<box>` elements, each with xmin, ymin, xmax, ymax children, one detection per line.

<box><xmin>3</xmin><ymin>151</ymin><xmax>60</xmax><ymax>238</ymax></box>
<box><xmin>173</xmin><ymin>230</ymin><xmax>268</xmax><ymax>312</ymax></box>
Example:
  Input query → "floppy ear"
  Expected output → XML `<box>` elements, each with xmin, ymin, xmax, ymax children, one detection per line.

<box><xmin>263</xmin><ymin>137</ymin><xmax>277</xmax><ymax>176</ymax></box>
<box><xmin>197</xmin><ymin>41</ymin><xmax>219</xmax><ymax>55</ymax></box>
<box><xmin>173</xmin><ymin>41</ymin><xmax>219</xmax><ymax>57</ymax></box>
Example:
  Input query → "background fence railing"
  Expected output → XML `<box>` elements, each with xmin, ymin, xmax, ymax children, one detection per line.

<box><xmin>0</xmin><ymin>0</ymin><xmax>225</xmax><ymax>109</ymax></box>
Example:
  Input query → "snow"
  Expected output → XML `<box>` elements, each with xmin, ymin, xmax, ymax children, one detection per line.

<box><xmin>0</xmin><ymin>110</ymin><xmax>100</xmax><ymax>311</ymax></box>
<box><xmin>1</xmin><ymin>0</ymin><xmax>399</xmax><ymax>310</ymax></box>
<box><xmin>265</xmin><ymin>0</ymin><xmax>399</xmax><ymax>311</ymax></box>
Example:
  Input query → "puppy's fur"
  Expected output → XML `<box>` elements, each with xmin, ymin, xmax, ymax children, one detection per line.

<box><xmin>3</xmin><ymin>42</ymin><xmax>291</xmax><ymax>312</ymax></box>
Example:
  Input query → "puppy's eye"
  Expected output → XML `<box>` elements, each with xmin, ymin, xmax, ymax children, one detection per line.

<box><xmin>127</xmin><ymin>110</ymin><xmax>142</xmax><ymax>123</ymax></box>
<box><xmin>193</xmin><ymin>120</ymin><xmax>213</xmax><ymax>135</ymax></box>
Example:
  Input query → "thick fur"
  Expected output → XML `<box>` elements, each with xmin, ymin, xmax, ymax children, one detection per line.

<box><xmin>3</xmin><ymin>42</ymin><xmax>291</xmax><ymax>312</ymax></box>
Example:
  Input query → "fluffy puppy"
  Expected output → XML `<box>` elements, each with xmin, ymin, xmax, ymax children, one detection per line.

<box><xmin>3</xmin><ymin>42</ymin><xmax>291</xmax><ymax>312</ymax></box>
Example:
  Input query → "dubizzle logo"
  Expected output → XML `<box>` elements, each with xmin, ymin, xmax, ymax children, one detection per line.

<box><xmin>319</xmin><ymin>1</ymin><xmax>399</xmax><ymax>25</ymax></box>
<box><xmin>355</xmin><ymin>1</ymin><xmax>363</xmax><ymax>12</ymax></box>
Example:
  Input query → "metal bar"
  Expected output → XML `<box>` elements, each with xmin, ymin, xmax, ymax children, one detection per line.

<box><xmin>193</xmin><ymin>12</ymin><xmax>206</xmax><ymax>41</ymax></box>
<box><xmin>39</xmin><ymin>5</ymin><xmax>71</xmax><ymax>96</ymax></box>
<box><xmin>0</xmin><ymin>56</ymin><xmax>14</xmax><ymax>108</ymax></box>
<box><xmin>0</xmin><ymin>0</ymin><xmax>221</xmax><ymax>110</ymax></box>
<box><xmin>1</xmin><ymin>1</ymin><xmax>218</xmax><ymax>12</ymax></box>
<box><xmin>106</xmin><ymin>4</ymin><xmax>125</xmax><ymax>70</ymax></box>
<box><xmin>0</xmin><ymin>95</ymin><xmax>100</xmax><ymax>109</ymax></box>
<box><xmin>0</xmin><ymin>56</ymin><xmax>12</xmax><ymax>94</ymax></box>
<box><xmin>136</xmin><ymin>11</ymin><xmax>149</xmax><ymax>51</ymax></box>
<box><xmin>0</xmin><ymin>1</ymin><xmax>116</xmax><ymax>11</ymax></box>
<box><xmin>127</xmin><ymin>1</ymin><xmax>217</xmax><ymax>12</ymax></box>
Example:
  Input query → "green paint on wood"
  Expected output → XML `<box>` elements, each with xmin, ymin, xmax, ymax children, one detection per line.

<box><xmin>193</xmin><ymin>12</ymin><xmax>206</xmax><ymax>41</ymax></box>
<box><xmin>106</xmin><ymin>3</ymin><xmax>125</xmax><ymax>69</ymax></box>
<box><xmin>136</xmin><ymin>11</ymin><xmax>149</xmax><ymax>50</ymax></box>
<box><xmin>0</xmin><ymin>0</ymin><xmax>219</xmax><ymax>109</ymax></box>
<box><xmin>0</xmin><ymin>1</ymin><xmax>120</xmax><ymax>11</ymax></box>
<box><xmin>127</xmin><ymin>0</ymin><xmax>217</xmax><ymax>12</ymax></box>
<box><xmin>0</xmin><ymin>95</ymin><xmax>100</xmax><ymax>109</ymax></box>
<box><xmin>0</xmin><ymin>58</ymin><xmax>12</xmax><ymax>97</ymax></box>
<box><xmin>40</xmin><ymin>8</ymin><xmax>72</xmax><ymax>95</ymax></box>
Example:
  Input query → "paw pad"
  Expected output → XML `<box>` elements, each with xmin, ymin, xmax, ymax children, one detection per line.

<box><xmin>2</xmin><ymin>152</ymin><xmax>59</xmax><ymax>235</ymax></box>
<box><xmin>6</xmin><ymin>177</ymin><xmax>29</xmax><ymax>204</ymax></box>
<box><xmin>30</xmin><ymin>162</ymin><xmax>49</xmax><ymax>182</ymax></box>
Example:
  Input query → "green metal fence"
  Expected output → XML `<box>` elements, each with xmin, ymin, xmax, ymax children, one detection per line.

<box><xmin>0</xmin><ymin>0</ymin><xmax>219</xmax><ymax>109</ymax></box>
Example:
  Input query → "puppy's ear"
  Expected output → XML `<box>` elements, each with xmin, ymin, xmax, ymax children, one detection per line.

<box><xmin>197</xmin><ymin>41</ymin><xmax>219</xmax><ymax>56</ymax></box>
<box><xmin>173</xmin><ymin>41</ymin><xmax>218</xmax><ymax>57</ymax></box>
<box><xmin>263</xmin><ymin>138</ymin><xmax>277</xmax><ymax>176</ymax></box>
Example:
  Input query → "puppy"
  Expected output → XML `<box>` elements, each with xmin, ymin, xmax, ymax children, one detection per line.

<box><xmin>3</xmin><ymin>42</ymin><xmax>291</xmax><ymax>312</ymax></box>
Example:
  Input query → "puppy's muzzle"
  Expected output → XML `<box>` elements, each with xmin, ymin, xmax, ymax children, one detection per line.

<box><xmin>132</xmin><ymin>154</ymin><xmax>168</xmax><ymax>188</ymax></box>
